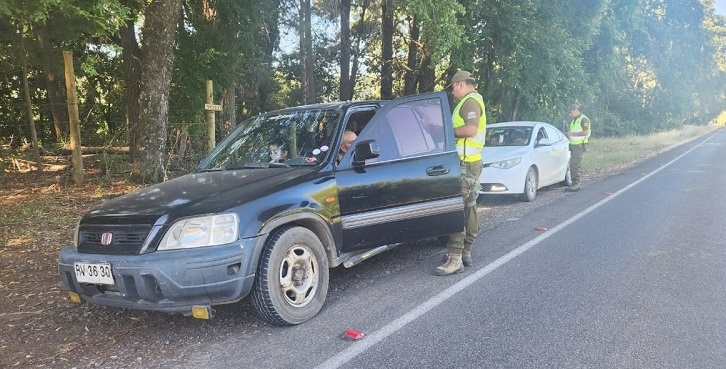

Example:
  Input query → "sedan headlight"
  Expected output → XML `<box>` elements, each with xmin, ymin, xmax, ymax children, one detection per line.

<box><xmin>488</xmin><ymin>157</ymin><xmax>522</xmax><ymax>169</ymax></box>
<box><xmin>158</xmin><ymin>213</ymin><xmax>239</xmax><ymax>250</ymax></box>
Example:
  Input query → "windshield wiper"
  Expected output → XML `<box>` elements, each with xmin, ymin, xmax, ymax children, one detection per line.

<box><xmin>197</xmin><ymin>162</ymin><xmax>272</xmax><ymax>172</ymax></box>
<box><xmin>195</xmin><ymin>167</ymin><xmax>224</xmax><ymax>173</ymax></box>
<box><xmin>269</xmin><ymin>162</ymin><xmax>291</xmax><ymax>168</ymax></box>
<box><xmin>198</xmin><ymin>160</ymin><xmax>296</xmax><ymax>171</ymax></box>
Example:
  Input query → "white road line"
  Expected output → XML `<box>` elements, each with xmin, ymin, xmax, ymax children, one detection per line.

<box><xmin>315</xmin><ymin>132</ymin><xmax>720</xmax><ymax>369</ymax></box>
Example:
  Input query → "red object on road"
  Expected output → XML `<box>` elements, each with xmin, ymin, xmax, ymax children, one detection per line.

<box><xmin>536</xmin><ymin>226</ymin><xmax>548</xmax><ymax>231</ymax></box>
<box><xmin>342</xmin><ymin>329</ymin><xmax>365</xmax><ymax>341</ymax></box>
<box><xmin>604</xmin><ymin>192</ymin><xmax>613</xmax><ymax>196</ymax></box>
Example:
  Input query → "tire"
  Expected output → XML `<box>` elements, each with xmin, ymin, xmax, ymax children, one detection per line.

<box><xmin>251</xmin><ymin>226</ymin><xmax>329</xmax><ymax>325</ymax></box>
<box><xmin>561</xmin><ymin>163</ymin><xmax>573</xmax><ymax>187</ymax></box>
<box><xmin>519</xmin><ymin>167</ymin><xmax>538</xmax><ymax>202</ymax></box>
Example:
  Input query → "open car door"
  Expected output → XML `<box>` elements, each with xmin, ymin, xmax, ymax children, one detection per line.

<box><xmin>335</xmin><ymin>91</ymin><xmax>465</xmax><ymax>251</ymax></box>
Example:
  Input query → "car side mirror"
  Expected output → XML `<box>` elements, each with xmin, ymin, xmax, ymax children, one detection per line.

<box><xmin>352</xmin><ymin>139</ymin><xmax>380</xmax><ymax>166</ymax></box>
<box><xmin>537</xmin><ymin>138</ymin><xmax>553</xmax><ymax>147</ymax></box>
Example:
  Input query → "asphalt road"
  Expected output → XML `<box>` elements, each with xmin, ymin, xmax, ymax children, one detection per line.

<box><xmin>162</xmin><ymin>129</ymin><xmax>726</xmax><ymax>369</ymax></box>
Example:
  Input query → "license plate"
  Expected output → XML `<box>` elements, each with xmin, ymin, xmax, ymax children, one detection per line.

<box><xmin>74</xmin><ymin>262</ymin><xmax>114</xmax><ymax>285</ymax></box>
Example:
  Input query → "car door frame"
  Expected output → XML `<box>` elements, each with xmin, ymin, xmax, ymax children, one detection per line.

<box><xmin>333</xmin><ymin>91</ymin><xmax>465</xmax><ymax>252</ymax></box>
<box><xmin>542</xmin><ymin>124</ymin><xmax>571</xmax><ymax>185</ymax></box>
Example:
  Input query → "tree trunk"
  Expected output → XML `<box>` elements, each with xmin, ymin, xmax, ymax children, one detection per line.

<box><xmin>347</xmin><ymin>1</ymin><xmax>371</xmax><ymax>100</ymax></box>
<box><xmin>339</xmin><ymin>0</ymin><xmax>351</xmax><ymax>101</ymax></box>
<box><xmin>222</xmin><ymin>82</ymin><xmax>236</xmax><ymax>135</ymax></box>
<box><xmin>119</xmin><ymin>16</ymin><xmax>142</xmax><ymax>163</ymax></box>
<box><xmin>403</xmin><ymin>15</ymin><xmax>420</xmax><ymax>96</ymax></box>
<box><xmin>300</xmin><ymin>0</ymin><xmax>315</xmax><ymax>104</ymax></box>
<box><xmin>381</xmin><ymin>0</ymin><xmax>394</xmax><ymax>99</ymax></box>
<box><xmin>35</xmin><ymin>25</ymin><xmax>69</xmax><ymax>143</ymax></box>
<box><xmin>132</xmin><ymin>0</ymin><xmax>183</xmax><ymax>183</ymax></box>
<box><xmin>418</xmin><ymin>49</ymin><xmax>435</xmax><ymax>93</ymax></box>
<box><xmin>21</xmin><ymin>46</ymin><xmax>43</xmax><ymax>172</ymax></box>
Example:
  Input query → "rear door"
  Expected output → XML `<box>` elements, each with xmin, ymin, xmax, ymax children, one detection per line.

<box><xmin>334</xmin><ymin>92</ymin><xmax>464</xmax><ymax>251</ymax></box>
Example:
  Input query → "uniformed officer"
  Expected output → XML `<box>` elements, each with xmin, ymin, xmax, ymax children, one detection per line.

<box><xmin>435</xmin><ymin>70</ymin><xmax>487</xmax><ymax>276</ymax></box>
<box><xmin>565</xmin><ymin>104</ymin><xmax>591</xmax><ymax>191</ymax></box>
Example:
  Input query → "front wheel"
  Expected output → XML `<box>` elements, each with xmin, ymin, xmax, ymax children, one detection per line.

<box><xmin>251</xmin><ymin>226</ymin><xmax>329</xmax><ymax>325</ymax></box>
<box><xmin>561</xmin><ymin>163</ymin><xmax>573</xmax><ymax>187</ymax></box>
<box><xmin>519</xmin><ymin>167</ymin><xmax>538</xmax><ymax>202</ymax></box>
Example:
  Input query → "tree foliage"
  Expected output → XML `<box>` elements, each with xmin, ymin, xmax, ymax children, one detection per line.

<box><xmin>1</xmin><ymin>0</ymin><xmax>725</xmax><ymax>182</ymax></box>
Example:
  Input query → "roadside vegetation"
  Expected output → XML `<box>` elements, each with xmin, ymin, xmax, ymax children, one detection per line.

<box><xmin>1</xmin><ymin>124</ymin><xmax>719</xmax><ymax>249</ymax></box>
<box><xmin>583</xmin><ymin>125</ymin><xmax>721</xmax><ymax>173</ymax></box>
<box><xmin>2</xmin><ymin>1</ymin><xmax>726</xmax><ymax>183</ymax></box>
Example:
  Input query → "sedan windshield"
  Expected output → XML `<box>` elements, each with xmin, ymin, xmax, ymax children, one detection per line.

<box><xmin>198</xmin><ymin>108</ymin><xmax>341</xmax><ymax>170</ymax></box>
<box><xmin>487</xmin><ymin>127</ymin><xmax>533</xmax><ymax>147</ymax></box>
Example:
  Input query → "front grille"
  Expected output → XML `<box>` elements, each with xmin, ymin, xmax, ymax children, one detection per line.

<box><xmin>77</xmin><ymin>224</ymin><xmax>153</xmax><ymax>255</ymax></box>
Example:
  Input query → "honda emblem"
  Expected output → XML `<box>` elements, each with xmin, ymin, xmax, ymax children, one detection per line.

<box><xmin>100</xmin><ymin>232</ymin><xmax>113</xmax><ymax>246</ymax></box>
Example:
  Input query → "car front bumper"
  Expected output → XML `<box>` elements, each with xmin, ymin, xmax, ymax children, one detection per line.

<box><xmin>57</xmin><ymin>238</ymin><xmax>261</xmax><ymax>314</ymax></box>
<box><xmin>479</xmin><ymin>165</ymin><xmax>529</xmax><ymax>195</ymax></box>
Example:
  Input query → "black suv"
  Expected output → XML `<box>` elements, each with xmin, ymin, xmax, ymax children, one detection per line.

<box><xmin>58</xmin><ymin>91</ymin><xmax>464</xmax><ymax>325</ymax></box>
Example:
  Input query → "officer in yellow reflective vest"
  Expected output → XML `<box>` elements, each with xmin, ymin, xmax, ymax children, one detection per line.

<box><xmin>565</xmin><ymin>104</ymin><xmax>591</xmax><ymax>192</ymax></box>
<box><xmin>435</xmin><ymin>70</ymin><xmax>487</xmax><ymax>276</ymax></box>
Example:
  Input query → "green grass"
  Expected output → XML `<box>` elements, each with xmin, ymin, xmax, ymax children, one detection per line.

<box><xmin>16</xmin><ymin>197</ymin><xmax>57</xmax><ymax>220</ymax></box>
<box><xmin>1</xmin><ymin>196</ymin><xmax>79</xmax><ymax>244</ymax></box>
<box><xmin>582</xmin><ymin>125</ymin><xmax>719</xmax><ymax>173</ymax></box>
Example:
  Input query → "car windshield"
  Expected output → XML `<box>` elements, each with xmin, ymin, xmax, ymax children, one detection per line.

<box><xmin>198</xmin><ymin>108</ymin><xmax>341</xmax><ymax>170</ymax></box>
<box><xmin>486</xmin><ymin>126</ymin><xmax>533</xmax><ymax>147</ymax></box>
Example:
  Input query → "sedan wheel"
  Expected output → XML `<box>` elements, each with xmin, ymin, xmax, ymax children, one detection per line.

<box><xmin>519</xmin><ymin>167</ymin><xmax>538</xmax><ymax>202</ymax></box>
<box><xmin>251</xmin><ymin>226</ymin><xmax>329</xmax><ymax>325</ymax></box>
<box><xmin>562</xmin><ymin>163</ymin><xmax>573</xmax><ymax>187</ymax></box>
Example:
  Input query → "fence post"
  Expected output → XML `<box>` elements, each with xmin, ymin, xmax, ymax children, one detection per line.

<box><xmin>205</xmin><ymin>80</ymin><xmax>216</xmax><ymax>153</ymax></box>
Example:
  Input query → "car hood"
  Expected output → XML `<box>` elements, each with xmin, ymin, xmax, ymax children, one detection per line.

<box><xmin>83</xmin><ymin>168</ymin><xmax>310</xmax><ymax>224</ymax></box>
<box><xmin>482</xmin><ymin>146</ymin><xmax>530</xmax><ymax>164</ymax></box>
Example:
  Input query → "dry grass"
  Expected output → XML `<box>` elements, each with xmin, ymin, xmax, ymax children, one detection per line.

<box><xmin>583</xmin><ymin>125</ymin><xmax>719</xmax><ymax>173</ymax></box>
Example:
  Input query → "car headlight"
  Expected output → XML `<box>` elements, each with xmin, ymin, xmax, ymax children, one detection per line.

<box><xmin>488</xmin><ymin>157</ymin><xmax>522</xmax><ymax>169</ymax></box>
<box><xmin>158</xmin><ymin>213</ymin><xmax>239</xmax><ymax>250</ymax></box>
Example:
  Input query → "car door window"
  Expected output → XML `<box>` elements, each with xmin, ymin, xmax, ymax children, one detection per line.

<box><xmin>544</xmin><ymin>126</ymin><xmax>563</xmax><ymax>142</ymax></box>
<box><xmin>536</xmin><ymin>127</ymin><xmax>547</xmax><ymax>142</ymax></box>
<box><xmin>358</xmin><ymin>98</ymin><xmax>445</xmax><ymax>163</ymax></box>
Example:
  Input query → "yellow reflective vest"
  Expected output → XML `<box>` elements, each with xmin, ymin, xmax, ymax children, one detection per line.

<box><xmin>569</xmin><ymin>114</ymin><xmax>591</xmax><ymax>145</ymax></box>
<box><xmin>452</xmin><ymin>93</ymin><xmax>487</xmax><ymax>162</ymax></box>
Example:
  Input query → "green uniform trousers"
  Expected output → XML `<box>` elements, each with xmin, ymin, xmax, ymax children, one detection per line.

<box><xmin>446</xmin><ymin>160</ymin><xmax>482</xmax><ymax>254</ymax></box>
<box><xmin>569</xmin><ymin>143</ymin><xmax>586</xmax><ymax>186</ymax></box>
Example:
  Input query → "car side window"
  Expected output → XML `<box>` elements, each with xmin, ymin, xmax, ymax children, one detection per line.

<box><xmin>544</xmin><ymin>126</ymin><xmax>563</xmax><ymax>142</ymax></box>
<box><xmin>358</xmin><ymin>98</ymin><xmax>445</xmax><ymax>163</ymax></box>
<box><xmin>537</xmin><ymin>128</ymin><xmax>547</xmax><ymax>142</ymax></box>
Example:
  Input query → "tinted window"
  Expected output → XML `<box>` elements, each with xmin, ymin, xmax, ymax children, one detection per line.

<box><xmin>359</xmin><ymin>98</ymin><xmax>445</xmax><ymax>162</ymax></box>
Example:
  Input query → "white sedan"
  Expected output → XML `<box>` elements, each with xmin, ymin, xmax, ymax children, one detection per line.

<box><xmin>479</xmin><ymin>121</ymin><xmax>572</xmax><ymax>201</ymax></box>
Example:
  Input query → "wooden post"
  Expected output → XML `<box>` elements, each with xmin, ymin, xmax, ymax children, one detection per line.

<box><xmin>63</xmin><ymin>51</ymin><xmax>83</xmax><ymax>184</ymax></box>
<box><xmin>206</xmin><ymin>80</ymin><xmax>215</xmax><ymax>153</ymax></box>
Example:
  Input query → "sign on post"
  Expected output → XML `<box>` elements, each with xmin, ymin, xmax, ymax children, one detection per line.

<box><xmin>205</xmin><ymin>104</ymin><xmax>223</xmax><ymax>112</ymax></box>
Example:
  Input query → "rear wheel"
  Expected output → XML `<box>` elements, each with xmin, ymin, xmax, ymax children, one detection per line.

<box><xmin>519</xmin><ymin>167</ymin><xmax>538</xmax><ymax>202</ymax></box>
<box><xmin>251</xmin><ymin>226</ymin><xmax>329</xmax><ymax>325</ymax></box>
